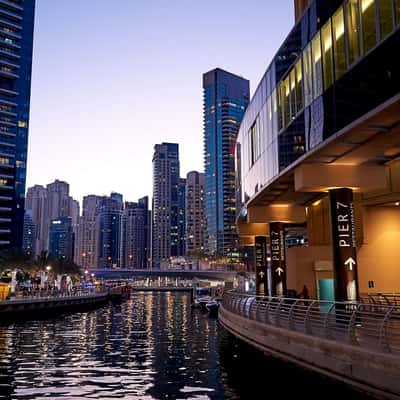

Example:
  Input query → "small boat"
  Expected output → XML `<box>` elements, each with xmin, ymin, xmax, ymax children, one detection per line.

<box><xmin>205</xmin><ymin>299</ymin><xmax>220</xmax><ymax>316</ymax></box>
<box><xmin>192</xmin><ymin>296</ymin><xmax>212</xmax><ymax>310</ymax></box>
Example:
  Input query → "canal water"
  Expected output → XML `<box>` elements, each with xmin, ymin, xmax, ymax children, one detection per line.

<box><xmin>0</xmin><ymin>292</ymin><xmax>373</xmax><ymax>399</ymax></box>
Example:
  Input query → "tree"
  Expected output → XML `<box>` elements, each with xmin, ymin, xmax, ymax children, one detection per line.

<box><xmin>52</xmin><ymin>257</ymin><xmax>81</xmax><ymax>278</ymax></box>
<box><xmin>0</xmin><ymin>248</ymin><xmax>33</xmax><ymax>273</ymax></box>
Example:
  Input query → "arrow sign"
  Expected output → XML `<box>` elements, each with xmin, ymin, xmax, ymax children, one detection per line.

<box><xmin>258</xmin><ymin>271</ymin><xmax>265</xmax><ymax>278</ymax></box>
<box><xmin>275</xmin><ymin>267</ymin><xmax>284</xmax><ymax>276</ymax></box>
<box><xmin>344</xmin><ymin>257</ymin><xmax>356</xmax><ymax>271</ymax></box>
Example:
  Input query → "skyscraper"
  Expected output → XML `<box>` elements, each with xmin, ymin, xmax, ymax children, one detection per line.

<box><xmin>96</xmin><ymin>193</ymin><xmax>123</xmax><ymax>268</ymax></box>
<box><xmin>25</xmin><ymin>184</ymin><xmax>47</xmax><ymax>254</ymax></box>
<box><xmin>152</xmin><ymin>143</ymin><xmax>183</xmax><ymax>268</ymax></box>
<box><xmin>0</xmin><ymin>0</ymin><xmax>35</xmax><ymax>248</ymax></box>
<box><xmin>122</xmin><ymin>196</ymin><xmax>149</xmax><ymax>269</ymax></box>
<box><xmin>203</xmin><ymin>68</ymin><xmax>249</xmax><ymax>258</ymax></box>
<box><xmin>22</xmin><ymin>210</ymin><xmax>35</xmax><ymax>255</ymax></box>
<box><xmin>25</xmin><ymin>180</ymin><xmax>79</xmax><ymax>255</ymax></box>
<box><xmin>49</xmin><ymin>217</ymin><xmax>74</xmax><ymax>261</ymax></box>
<box><xmin>185</xmin><ymin>171</ymin><xmax>205</xmax><ymax>255</ymax></box>
<box><xmin>75</xmin><ymin>195</ymin><xmax>102</xmax><ymax>269</ymax></box>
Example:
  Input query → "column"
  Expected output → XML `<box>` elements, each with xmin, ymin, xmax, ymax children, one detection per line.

<box><xmin>255</xmin><ymin>236</ymin><xmax>268</xmax><ymax>296</ymax></box>
<box><xmin>329</xmin><ymin>188</ymin><xmax>359</xmax><ymax>302</ymax></box>
<box><xmin>269</xmin><ymin>222</ymin><xmax>287</xmax><ymax>296</ymax></box>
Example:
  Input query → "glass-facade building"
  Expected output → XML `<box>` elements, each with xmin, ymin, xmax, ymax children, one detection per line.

<box><xmin>203</xmin><ymin>68</ymin><xmax>249</xmax><ymax>257</ymax></box>
<box><xmin>0</xmin><ymin>0</ymin><xmax>35</xmax><ymax>248</ymax></box>
<box><xmin>237</xmin><ymin>0</ymin><xmax>400</xmax><ymax>207</ymax></box>
<box><xmin>49</xmin><ymin>217</ymin><xmax>74</xmax><ymax>261</ymax></box>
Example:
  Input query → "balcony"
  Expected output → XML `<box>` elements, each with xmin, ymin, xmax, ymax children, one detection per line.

<box><xmin>0</xmin><ymin>87</ymin><xmax>17</xmax><ymax>97</ymax></box>
<box><xmin>0</xmin><ymin>7</ymin><xmax>22</xmax><ymax>23</ymax></box>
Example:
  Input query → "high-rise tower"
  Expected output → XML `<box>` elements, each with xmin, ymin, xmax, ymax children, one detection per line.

<box><xmin>203</xmin><ymin>68</ymin><xmax>249</xmax><ymax>257</ymax></box>
<box><xmin>0</xmin><ymin>0</ymin><xmax>35</xmax><ymax>248</ymax></box>
<box><xmin>152</xmin><ymin>143</ymin><xmax>184</xmax><ymax>268</ymax></box>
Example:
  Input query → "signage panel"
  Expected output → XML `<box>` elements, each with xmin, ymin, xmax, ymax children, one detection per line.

<box><xmin>329</xmin><ymin>188</ymin><xmax>359</xmax><ymax>302</ymax></box>
<box><xmin>269</xmin><ymin>222</ymin><xmax>286</xmax><ymax>296</ymax></box>
<box><xmin>255</xmin><ymin>236</ymin><xmax>268</xmax><ymax>296</ymax></box>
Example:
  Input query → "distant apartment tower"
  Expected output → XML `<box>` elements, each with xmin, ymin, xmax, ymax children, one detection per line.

<box><xmin>22</xmin><ymin>210</ymin><xmax>35</xmax><ymax>254</ymax></box>
<box><xmin>152</xmin><ymin>143</ymin><xmax>185</xmax><ymax>268</ymax></box>
<box><xmin>75</xmin><ymin>195</ymin><xmax>102</xmax><ymax>269</ymax></box>
<box><xmin>178</xmin><ymin>178</ymin><xmax>186</xmax><ymax>256</ymax></box>
<box><xmin>96</xmin><ymin>193</ymin><xmax>123</xmax><ymax>268</ymax></box>
<box><xmin>25</xmin><ymin>185</ymin><xmax>47</xmax><ymax>254</ymax></box>
<box><xmin>0</xmin><ymin>0</ymin><xmax>35</xmax><ymax>248</ymax></box>
<box><xmin>203</xmin><ymin>68</ymin><xmax>249</xmax><ymax>257</ymax></box>
<box><xmin>49</xmin><ymin>217</ymin><xmax>74</xmax><ymax>260</ymax></box>
<box><xmin>185</xmin><ymin>171</ymin><xmax>205</xmax><ymax>255</ymax></box>
<box><xmin>25</xmin><ymin>180</ymin><xmax>79</xmax><ymax>254</ymax></box>
<box><xmin>122</xmin><ymin>197</ymin><xmax>149</xmax><ymax>269</ymax></box>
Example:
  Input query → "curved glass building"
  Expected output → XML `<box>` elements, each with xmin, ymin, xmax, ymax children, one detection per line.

<box><xmin>236</xmin><ymin>0</ymin><xmax>400</xmax><ymax>300</ymax></box>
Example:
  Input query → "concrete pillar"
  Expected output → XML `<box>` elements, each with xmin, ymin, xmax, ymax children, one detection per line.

<box><xmin>255</xmin><ymin>236</ymin><xmax>268</xmax><ymax>296</ymax></box>
<box><xmin>329</xmin><ymin>188</ymin><xmax>359</xmax><ymax>302</ymax></box>
<box><xmin>269</xmin><ymin>222</ymin><xmax>287</xmax><ymax>296</ymax></box>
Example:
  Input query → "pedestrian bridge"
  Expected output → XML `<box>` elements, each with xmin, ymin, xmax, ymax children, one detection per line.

<box><xmin>220</xmin><ymin>291</ymin><xmax>400</xmax><ymax>400</ymax></box>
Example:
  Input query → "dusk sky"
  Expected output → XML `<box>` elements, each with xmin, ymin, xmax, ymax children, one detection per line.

<box><xmin>27</xmin><ymin>0</ymin><xmax>294</xmax><ymax>204</ymax></box>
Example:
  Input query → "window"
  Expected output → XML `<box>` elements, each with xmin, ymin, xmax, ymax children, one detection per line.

<box><xmin>303</xmin><ymin>44</ymin><xmax>313</xmax><ymax>107</ymax></box>
<box><xmin>346</xmin><ymin>0</ymin><xmax>361</xmax><ymax>65</ymax></box>
<box><xmin>277</xmin><ymin>83</ymin><xmax>285</xmax><ymax>130</ymax></box>
<box><xmin>377</xmin><ymin>0</ymin><xmax>394</xmax><ymax>39</ymax></box>
<box><xmin>289</xmin><ymin>69</ymin><xmax>296</xmax><ymax>119</ymax></box>
<box><xmin>312</xmin><ymin>32</ymin><xmax>323</xmax><ymax>99</ymax></box>
<box><xmin>396</xmin><ymin>0</ymin><xmax>400</xmax><ymax>25</ymax></box>
<box><xmin>321</xmin><ymin>20</ymin><xmax>334</xmax><ymax>90</ymax></box>
<box><xmin>333</xmin><ymin>7</ymin><xmax>346</xmax><ymax>80</ymax></box>
<box><xmin>295</xmin><ymin>59</ymin><xmax>303</xmax><ymax>114</ymax></box>
<box><xmin>361</xmin><ymin>0</ymin><xmax>377</xmax><ymax>53</ymax></box>
<box><xmin>283</xmin><ymin>76</ymin><xmax>290</xmax><ymax>127</ymax></box>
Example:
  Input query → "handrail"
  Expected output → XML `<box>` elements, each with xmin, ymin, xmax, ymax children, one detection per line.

<box><xmin>222</xmin><ymin>291</ymin><xmax>400</xmax><ymax>355</ymax></box>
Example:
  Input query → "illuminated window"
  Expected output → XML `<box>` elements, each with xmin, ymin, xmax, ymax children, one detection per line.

<box><xmin>322</xmin><ymin>20</ymin><xmax>334</xmax><ymax>89</ymax></box>
<box><xmin>283</xmin><ymin>76</ymin><xmax>290</xmax><ymax>127</ymax></box>
<box><xmin>396</xmin><ymin>0</ymin><xmax>400</xmax><ymax>25</ymax></box>
<box><xmin>18</xmin><ymin>121</ymin><xmax>27</xmax><ymax>128</ymax></box>
<box><xmin>361</xmin><ymin>0</ymin><xmax>377</xmax><ymax>53</ymax></box>
<box><xmin>289</xmin><ymin>69</ymin><xmax>296</xmax><ymax>119</ymax></box>
<box><xmin>312</xmin><ymin>32</ymin><xmax>323</xmax><ymax>99</ymax></box>
<box><xmin>0</xmin><ymin>179</ymin><xmax>7</xmax><ymax>185</ymax></box>
<box><xmin>303</xmin><ymin>43</ymin><xmax>313</xmax><ymax>107</ymax></box>
<box><xmin>377</xmin><ymin>0</ymin><xmax>394</xmax><ymax>39</ymax></box>
<box><xmin>346</xmin><ymin>0</ymin><xmax>361</xmax><ymax>65</ymax></box>
<box><xmin>0</xmin><ymin>157</ymin><xmax>9</xmax><ymax>165</ymax></box>
<box><xmin>295</xmin><ymin>59</ymin><xmax>303</xmax><ymax>113</ymax></box>
<box><xmin>277</xmin><ymin>83</ymin><xmax>285</xmax><ymax>130</ymax></box>
<box><xmin>333</xmin><ymin>7</ymin><xmax>346</xmax><ymax>80</ymax></box>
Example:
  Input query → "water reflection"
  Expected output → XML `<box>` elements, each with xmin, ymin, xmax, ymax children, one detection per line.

<box><xmin>0</xmin><ymin>292</ymin><xmax>372</xmax><ymax>399</ymax></box>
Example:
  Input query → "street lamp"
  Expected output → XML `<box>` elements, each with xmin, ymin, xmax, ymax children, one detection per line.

<box><xmin>46</xmin><ymin>265</ymin><xmax>52</xmax><ymax>272</ymax></box>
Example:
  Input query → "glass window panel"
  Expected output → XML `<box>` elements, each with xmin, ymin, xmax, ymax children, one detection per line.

<box><xmin>312</xmin><ymin>32</ymin><xmax>323</xmax><ymax>99</ymax></box>
<box><xmin>283</xmin><ymin>77</ymin><xmax>290</xmax><ymax>128</ymax></box>
<box><xmin>277</xmin><ymin>83</ymin><xmax>284</xmax><ymax>131</ymax></box>
<box><xmin>322</xmin><ymin>20</ymin><xmax>334</xmax><ymax>89</ymax></box>
<box><xmin>290</xmin><ymin>69</ymin><xmax>296</xmax><ymax>119</ymax></box>
<box><xmin>346</xmin><ymin>0</ymin><xmax>361</xmax><ymax>65</ymax></box>
<box><xmin>361</xmin><ymin>0</ymin><xmax>377</xmax><ymax>53</ymax></box>
<box><xmin>396</xmin><ymin>0</ymin><xmax>400</xmax><ymax>25</ymax></box>
<box><xmin>333</xmin><ymin>7</ymin><xmax>346</xmax><ymax>80</ymax></box>
<box><xmin>303</xmin><ymin>44</ymin><xmax>313</xmax><ymax>107</ymax></box>
<box><xmin>295</xmin><ymin>59</ymin><xmax>303</xmax><ymax>114</ymax></box>
<box><xmin>377</xmin><ymin>0</ymin><xmax>394</xmax><ymax>39</ymax></box>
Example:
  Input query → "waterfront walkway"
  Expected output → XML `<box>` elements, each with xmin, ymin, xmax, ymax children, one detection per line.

<box><xmin>220</xmin><ymin>292</ymin><xmax>400</xmax><ymax>399</ymax></box>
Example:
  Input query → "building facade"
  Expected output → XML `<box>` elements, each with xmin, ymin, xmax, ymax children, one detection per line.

<box><xmin>96</xmin><ymin>193</ymin><xmax>123</xmax><ymax>268</ymax></box>
<box><xmin>185</xmin><ymin>171</ymin><xmax>205</xmax><ymax>255</ymax></box>
<box><xmin>48</xmin><ymin>217</ymin><xmax>74</xmax><ymax>260</ymax></box>
<box><xmin>75</xmin><ymin>195</ymin><xmax>102</xmax><ymax>269</ymax></box>
<box><xmin>122</xmin><ymin>196</ymin><xmax>149</xmax><ymax>269</ymax></box>
<box><xmin>0</xmin><ymin>0</ymin><xmax>35</xmax><ymax>248</ymax></box>
<box><xmin>22</xmin><ymin>209</ymin><xmax>35</xmax><ymax>254</ymax></box>
<box><xmin>152</xmin><ymin>143</ymin><xmax>184</xmax><ymax>268</ymax></box>
<box><xmin>203</xmin><ymin>68</ymin><xmax>249</xmax><ymax>258</ymax></box>
<box><xmin>235</xmin><ymin>0</ymin><xmax>400</xmax><ymax>300</ymax></box>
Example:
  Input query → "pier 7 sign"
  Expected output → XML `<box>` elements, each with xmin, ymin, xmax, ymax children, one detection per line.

<box><xmin>329</xmin><ymin>188</ymin><xmax>359</xmax><ymax>302</ymax></box>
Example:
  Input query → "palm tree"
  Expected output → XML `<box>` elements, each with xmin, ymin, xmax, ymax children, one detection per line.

<box><xmin>52</xmin><ymin>257</ymin><xmax>81</xmax><ymax>278</ymax></box>
<box><xmin>0</xmin><ymin>248</ymin><xmax>33</xmax><ymax>274</ymax></box>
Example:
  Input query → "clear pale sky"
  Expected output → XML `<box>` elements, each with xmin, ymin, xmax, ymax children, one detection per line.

<box><xmin>27</xmin><ymin>0</ymin><xmax>294</xmax><ymax>205</ymax></box>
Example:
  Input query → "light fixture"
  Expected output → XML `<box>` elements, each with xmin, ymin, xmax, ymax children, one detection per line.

<box><xmin>396</xmin><ymin>202</ymin><xmax>400</xmax><ymax>206</ymax></box>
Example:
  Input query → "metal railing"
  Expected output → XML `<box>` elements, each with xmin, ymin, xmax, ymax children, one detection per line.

<box><xmin>360</xmin><ymin>293</ymin><xmax>400</xmax><ymax>307</ymax></box>
<box><xmin>222</xmin><ymin>291</ymin><xmax>400</xmax><ymax>355</ymax></box>
<box><xmin>4</xmin><ymin>287</ymin><xmax>106</xmax><ymax>302</ymax></box>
